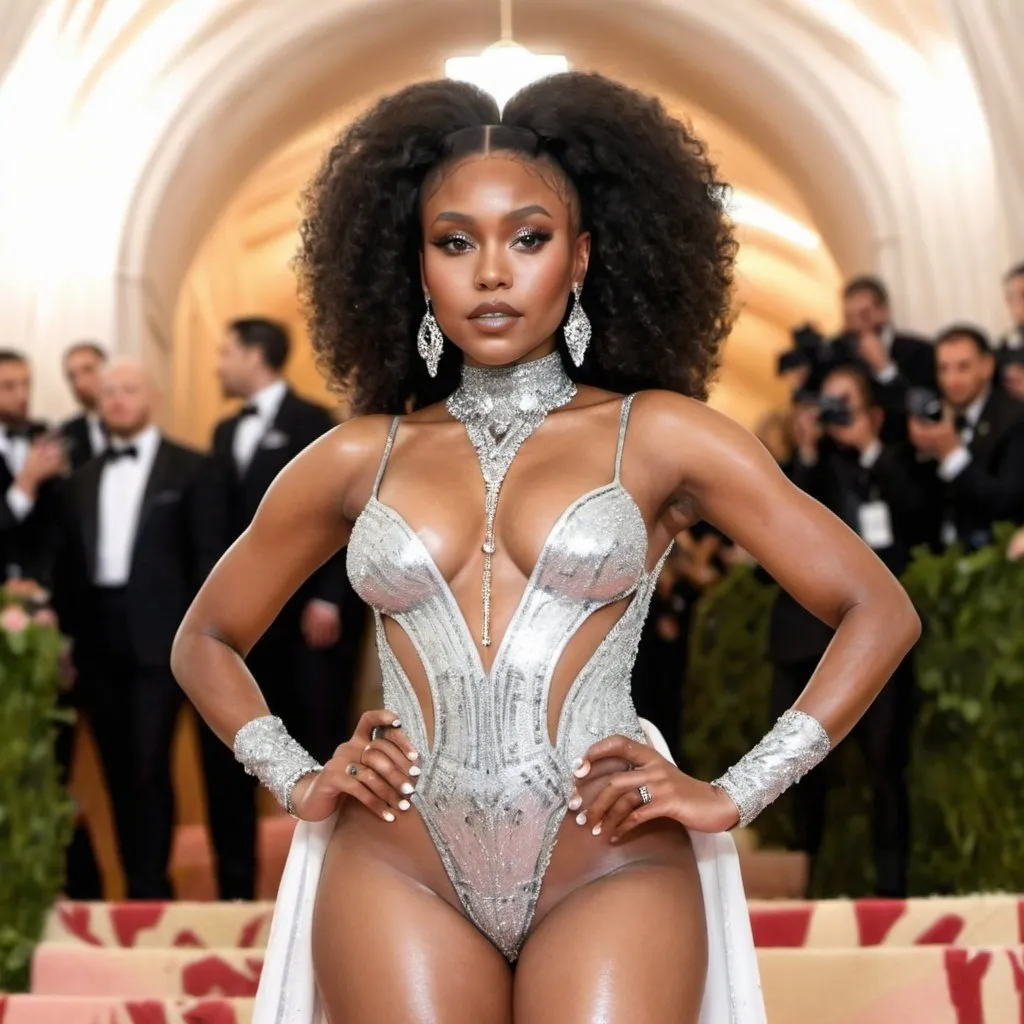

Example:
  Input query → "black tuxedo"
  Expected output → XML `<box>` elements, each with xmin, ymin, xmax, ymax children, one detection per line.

<box><xmin>0</xmin><ymin>421</ymin><xmax>65</xmax><ymax>586</ymax></box>
<box><xmin>768</xmin><ymin>443</ymin><xmax>921</xmax><ymax>895</ymax></box>
<box><xmin>832</xmin><ymin>329</ymin><xmax>936</xmax><ymax>444</ymax></box>
<box><xmin>938</xmin><ymin>388</ymin><xmax>1024</xmax><ymax>551</ymax></box>
<box><xmin>201</xmin><ymin>386</ymin><xmax>363</xmax><ymax>899</ymax></box>
<box><xmin>54</xmin><ymin>438</ymin><xmax>224</xmax><ymax>898</ymax></box>
<box><xmin>60</xmin><ymin>413</ymin><xmax>106</xmax><ymax>471</ymax></box>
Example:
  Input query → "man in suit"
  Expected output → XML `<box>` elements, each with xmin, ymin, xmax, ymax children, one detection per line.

<box><xmin>0</xmin><ymin>350</ymin><xmax>66</xmax><ymax>584</ymax></box>
<box><xmin>200</xmin><ymin>317</ymin><xmax>359</xmax><ymax>900</ymax></box>
<box><xmin>55</xmin><ymin>359</ymin><xmax>224</xmax><ymax>899</ymax></box>
<box><xmin>909</xmin><ymin>325</ymin><xmax>1024</xmax><ymax>552</ymax></box>
<box><xmin>836</xmin><ymin>275</ymin><xmax>936</xmax><ymax>443</ymax></box>
<box><xmin>60</xmin><ymin>341</ymin><xmax>109</xmax><ymax>470</ymax></box>
<box><xmin>777</xmin><ymin>365</ymin><xmax>926</xmax><ymax>896</ymax></box>
<box><xmin>996</xmin><ymin>262</ymin><xmax>1024</xmax><ymax>402</ymax></box>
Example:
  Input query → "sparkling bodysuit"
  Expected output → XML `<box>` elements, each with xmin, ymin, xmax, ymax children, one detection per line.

<box><xmin>346</xmin><ymin>394</ymin><xmax>671</xmax><ymax>960</ymax></box>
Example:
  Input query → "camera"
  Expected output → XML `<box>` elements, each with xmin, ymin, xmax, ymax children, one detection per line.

<box><xmin>818</xmin><ymin>393</ymin><xmax>853</xmax><ymax>428</ymax></box>
<box><xmin>777</xmin><ymin>324</ymin><xmax>828</xmax><ymax>377</ymax></box>
<box><xmin>906</xmin><ymin>387</ymin><xmax>943</xmax><ymax>423</ymax></box>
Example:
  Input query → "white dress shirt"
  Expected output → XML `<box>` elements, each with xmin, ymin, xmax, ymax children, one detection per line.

<box><xmin>232</xmin><ymin>378</ymin><xmax>288</xmax><ymax>475</ymax></box>
<box><xmin>86</xmin><ymin>412</ymin><xmax>107</xmax><ymax>458</ymax></box>
<box><xmin>938</xmin><ymin>387</ymin><xmax>989</xmax><ymax>482</ymax></box>
<box><xmin>0</xmin><ymin>426</ymin><xmax>34</xmax><ymax>522</ymax></box>
<box><xmin>873</xmin><ymin>325</ymin><xmax>899</xmax><ymax>384</ymax></box>
<box><xmin>95</xmin><ymin>425</ymin><xmax>162</xmax><ymax>587</ymax></box>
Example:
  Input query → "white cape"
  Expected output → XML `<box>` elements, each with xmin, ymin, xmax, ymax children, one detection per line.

<box><xmin>254</xmin><ymin>719</ymin><xmax>766</xmax><ymax>1023</ymax></box>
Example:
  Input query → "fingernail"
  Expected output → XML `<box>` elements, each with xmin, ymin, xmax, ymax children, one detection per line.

<box><xmin>399</xmin><ymin>799</ymin><xmax>411</xmax><ymax>811</ymax></box>
<box><xmin>383</xmin><ymin>811</ymin><xmax>395</xmax><ymax>822</ymax></box>
<box><xmin>409</xmin><ymin>765</ymin><xmax>421</xmax><ymax>777</ymax></box>
<box><xmin>573</xmin><ymin>761</ymin><xmax>590</xmax><ymax>778</ymax></box>
<box><xmin>407</xmin><ymin>750</ymin><xmax>419</xmax><ymax>761</ymax></box>
<box><xmin>592</xmin><ymin>824</ymin><xmax>602</xmax><ymax>836</ymax></box>
<box><xmin>568</xmin><ymin>793</ymin><xmax>582</xmax><ymax>811</ymax></box>
<box><xmin>571</xmin><ymin>757</ymin><xmax>583</xmax><ymax>770</ymax></box>
<box><xmin>401</xmin><ymin>782</ymin><xmax>414</xmax><ymax>795</ymax></box>
<box><xmin>575</xmin><ymin>811</ymin><xmax>587</xmax><ymax>826</ymax></box>
<box><xmin>364</xmin><ymin>743</ymin><xmax>371</xmax><ymax>751</ymax></box>
<box><xmin>391</xmin><ymin>719</ymin><xmax>402</xmax><ymax>728</ymax></box>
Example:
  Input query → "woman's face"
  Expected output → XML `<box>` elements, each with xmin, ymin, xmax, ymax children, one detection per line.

<box><xmin>420</xmin><ymin>154</ymin><xmax>590</xmax><ymax>368</ymax></box>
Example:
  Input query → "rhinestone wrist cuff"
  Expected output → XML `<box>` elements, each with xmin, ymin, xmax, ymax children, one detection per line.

<box><xmin>233</xmin><ymin>715</ymin><xmax>322</xmax><ymax>816</ymax></box>
<box><xmin>711</xmin><ymin>709</ymin><xmax>831</xmax><ymax>828</ymax></box>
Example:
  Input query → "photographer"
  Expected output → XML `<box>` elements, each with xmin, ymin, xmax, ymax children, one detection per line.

<box><xmin>771</xmin><ymin>364</ymin><xmax>924</xmax><ymax>897</ymax></box>
<box><xmin>908</xmin><ymin>325</ymin><xmax>1024</xmax><ymax>551</ymax></box>
<box><xmin>834</xmin><ymin>276</ymin><xmax>936</xmax><ymax>444</ymax></box>
<box><xmin>996</xmin><ymin>262</ymin><xmax>1024</xmax><ymax>402</ymax></box>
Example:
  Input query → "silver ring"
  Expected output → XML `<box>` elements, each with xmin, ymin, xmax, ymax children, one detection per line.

<box><xmin>638</xmin><ymin>785</ymin><xmax>652</xmax><ymax>805</ymax></box>
<box><xmin>346</xmin><ymin>763</ymin><xmax>359</xmax><ymax>777</ymax></box>
<box><xmin>370</xmin><ymin>724</ymin><xmax>390</xmax><ymax>742</ymax></box>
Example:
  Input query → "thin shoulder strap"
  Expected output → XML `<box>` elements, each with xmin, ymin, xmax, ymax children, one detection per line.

<box><xmin>371</xmin><ymin>416</ymin><xmax>400</xmax><ymax>498</ymax></box>
<box><xmin>613</xmin><ymin>394</ymin><xmax>635</xmax><ymax>483</ymax></box>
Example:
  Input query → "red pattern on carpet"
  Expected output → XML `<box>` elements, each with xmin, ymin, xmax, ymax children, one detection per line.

<box><xmin>916</xmin><ymin>915</ymin><xmax>965</xmax><ymax>945</ymax></box>
<box><xmin>172</xmin><ymin>931</ymin><xmax>204</xmax><ymax>949</ymax></box>
<box><xmin>181</xmin><ymin>956</ymin><xmax>261</xmax><ymax>998</ymax></box>
<box><xmin>944</xmin><ymin>949</ymin><xmax>992</xmax><ymax>1024</ymax></box>
<box><xmin>749</xmin><ymin>905</ymin><xmax>813</xmax><ymax>947</ymax></box>
<box><xmin>183</xmin><ymin>1002</ymin><xmax>239</xmax><ymax>1024</ymax></box>
<box><xmin>58</xmin><ymin>904</ymin><xmax>105</xmax><ymax>947</ymax></box>
<box><xmin>854</xmin><ymin>900</ymin><xmax>907</xmax><ymax>946</ymax></box>
<box><xmin>126</xmin><ymin>1002</ymin><xmax>168</xmax><ymax>1024</ymax></box>
<box><xmin>0</xmin><ymin>993</ymin><xmax>8</xmax><ymax>1024</ymax></box>
<box><xmin>237</xmin><ymin>915</ymin><xmax>269</xmax><ymax>950</ymax></box>
<box><xmin>1006</xmin><ymin>949</ymin><xmax>1024</xmax><ymax>1023</ymax></box>
<box><xmin>111</xmin><ymin>906</ymin><xmax>167</xmax><ymax>948</ymax></box>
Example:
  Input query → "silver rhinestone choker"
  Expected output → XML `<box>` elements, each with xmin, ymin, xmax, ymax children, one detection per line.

<box><xmin>446</xmin><ymin>351</ymin><xmax>577</xmax><ymax>646</ymax></box>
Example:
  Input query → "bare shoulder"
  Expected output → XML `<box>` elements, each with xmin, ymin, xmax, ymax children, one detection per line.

<box><xmin>628</xmin><ymin>389</ymin><xmax>764</xmax><ymax>479</ymax></box>
<box><xmin>266</xmin><ymin>413</ymin><xmax>396</xmax><ymax>522</ymax></box>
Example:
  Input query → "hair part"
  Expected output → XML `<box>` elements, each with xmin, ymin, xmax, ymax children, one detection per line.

<box><xmin>843</xmin><ymin>275</ymin><xmax>890</xmax><ymax>307</ymax></box>
<box><xmin>228</xmin><ymin>317</ymin><xmax>291</xmax><ymax>371</ymax></box>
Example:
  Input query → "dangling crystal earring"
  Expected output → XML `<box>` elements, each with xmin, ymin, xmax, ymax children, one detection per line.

<box><xmin>564</xmin><ymin>283</ymin><xmax>592</xmax><ymax>367</ymax></box>
<box><xmin>417</xmin><ymin>296</ymin><xmax>444</xmax><ymax>377</ymax></box>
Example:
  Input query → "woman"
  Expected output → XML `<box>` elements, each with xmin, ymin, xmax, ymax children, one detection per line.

<box><xmin>172</xmin><ymin>73</ymin><xmax>920</xmax><ymax>1023</ymax></box>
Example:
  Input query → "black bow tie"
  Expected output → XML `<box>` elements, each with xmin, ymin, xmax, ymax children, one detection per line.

<box><xmin>238</xmin><ymin>404</ymin><xmax>259</xmax><ymax>419</ymax></box>
<box><xmin>4</xmin><ymin>426</ymin><xmax>32</xmax><ymax>442</ymax></box>
<box><xmin>953</xmin><ymin>413</ymin><xmax>970</xmax><ymax>435</ymax></box>
<box><xmin>105</xmin><ymin>445</ymin><xmax>139</xmax><ymax>462</ymax></box>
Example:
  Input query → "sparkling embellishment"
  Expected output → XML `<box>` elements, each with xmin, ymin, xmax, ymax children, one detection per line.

<box><xmin>445</xmin><ymin>351</ymin><xmax>577</xmax><ymax>646</ymax></box>
<box><xmin>233</xmin><ymin>715</ymin><xmax>322</xmax><ymax>816</ymax></box>
<box><xmin>346</xmin><ymin>394</ymin><xmax>656</xmax><ymax>960</ymax></box>
<box><xmin>711</xmin><ymin>709</ymin><xmax>831</xmax><ymax>828</ymax></box>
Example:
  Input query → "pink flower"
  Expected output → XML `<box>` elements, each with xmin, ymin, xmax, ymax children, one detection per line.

<box><xmin>0</xmin><ymin>605</ymin><xmax>31</xmax><ymax>634</ymax></box>
<box><xmin>31</xmin><ymin>607</ymin><xmax>59</xmax><ymax>628</ymax></box>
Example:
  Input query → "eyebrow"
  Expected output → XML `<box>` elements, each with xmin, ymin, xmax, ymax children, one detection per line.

<box><xmin>432</xmin><ymin>204</ymin><xmax>553</xmax><ymax>226</ymax></box>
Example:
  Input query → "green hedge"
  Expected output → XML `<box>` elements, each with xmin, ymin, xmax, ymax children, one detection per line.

<box><xmin>682</xmin><ymin>526</ymin><xmax>1024</xmax><ymax>897</ymax></box>
<box><xmin>0</xmin><ymin>597</ymin><xmax>73</xmax><ymax>992</ymax></box>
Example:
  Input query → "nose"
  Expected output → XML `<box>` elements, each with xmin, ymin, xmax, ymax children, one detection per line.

<box><xmin>473</xmin><ymin>241</ymin><xmax>512</xmax><ymax>291</ymax></box>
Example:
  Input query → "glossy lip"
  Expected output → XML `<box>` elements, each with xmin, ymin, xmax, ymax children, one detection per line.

<box><xmin>468</xmin><ymin>301</ymin><xmax>523</xmax><ymax>319</ymax></box>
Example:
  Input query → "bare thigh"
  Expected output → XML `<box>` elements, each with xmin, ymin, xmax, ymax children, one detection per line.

<box><xmin>513</xmin><ymin>856</ymin><xmax>707</xmax><ymax>1024</ymax></box>
<box><xmin>312</xmin><ymin>813</ymin><xmax>513</xmax><ymax>1024</ymax></box>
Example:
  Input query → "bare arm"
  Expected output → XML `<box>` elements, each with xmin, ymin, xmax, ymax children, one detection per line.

<box><xmin>649</xmin><ymin>392</ymin><xmax>921</xmax><ymax>742</ymax></box>
<box><xmin>171</xmin><ymin>418</ymin><xmax>385</xmax><ymax>747</ymax></box>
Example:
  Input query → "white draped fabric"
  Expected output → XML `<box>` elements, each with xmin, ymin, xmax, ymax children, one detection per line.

<box><xmin>253</xmin><ymin>719</ymin><xmax>766</xmax><ymax>1023</ymax></box>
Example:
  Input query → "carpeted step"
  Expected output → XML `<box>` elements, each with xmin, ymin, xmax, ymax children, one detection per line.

<box><xmin>46</xmin><ymin>894</ymin><xmax>1024</xmax><ymax>951</ymax></box>
<box><xmin>25</xmin><ymin>944</ymin><xmax>1024</xmax><ymax>1021</ymax></box>
<box><xmin>0</xmin><ymin>995</ymin><xmax>253</xmax><ymax>1023</ymax></box>
<box><xmin>31</xmin><ymin>946</ymin><xmax>264</xmax><ymax>998</ymax></box>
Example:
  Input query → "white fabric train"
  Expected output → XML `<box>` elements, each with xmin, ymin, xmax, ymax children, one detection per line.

<box><xmin>253</xmin><ymin>718</ymin><xmax>767</xmax><ymax>1023</ymax></box>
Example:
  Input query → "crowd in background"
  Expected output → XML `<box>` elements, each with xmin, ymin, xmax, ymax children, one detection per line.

<box><xmin>2</xmin><ymin>262</ymin><xmax>1023</xmax><ymax>903</ymax></box>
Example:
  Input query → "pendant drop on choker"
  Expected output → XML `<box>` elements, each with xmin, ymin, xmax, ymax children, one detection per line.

<box><xmin>446</xmin><ymin>352</ymin><xmax>577</xmax><ymax>646</ymax></box>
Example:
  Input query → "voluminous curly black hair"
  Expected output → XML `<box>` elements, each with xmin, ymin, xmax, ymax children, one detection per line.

<box><xmin>297</xmin><ymin>72</ymin><xmax>736</xmax><ymax>414</ymax></box>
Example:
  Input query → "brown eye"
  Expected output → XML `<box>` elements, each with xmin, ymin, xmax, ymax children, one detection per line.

<box><xmin>432</xmin><ymin>234</ymin><xmax>474</xmax><ymax>254</ymax></box>
<box><xmin>513</xmin><ymin>230</ymin><xmax>552</xmax><ymax>251</ymax></box>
